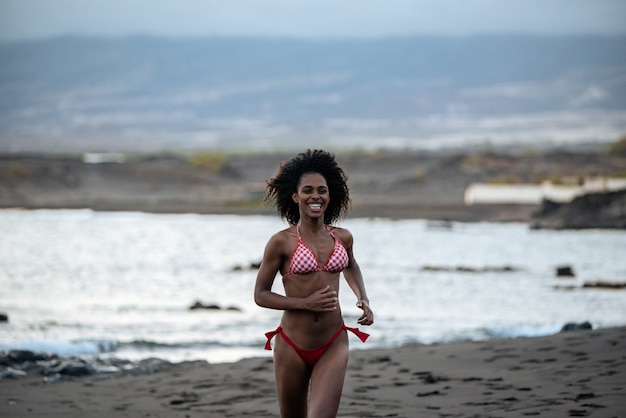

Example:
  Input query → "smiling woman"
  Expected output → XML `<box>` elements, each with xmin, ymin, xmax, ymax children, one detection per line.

<box><xmin>254</xmin><ymin>149</ymin><xmax>373</xmax><ymax>417</ymax></box>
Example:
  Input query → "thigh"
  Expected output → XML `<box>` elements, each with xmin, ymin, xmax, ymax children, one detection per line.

<box><xmin>308</xmin><ymin>331</ymin><xmax>349</xmax><ymax>418</ymax></box>
<box><xmin>273</xmin><ymin>334</ymin><xmax>311</xmax><ymax>418</ymax></box>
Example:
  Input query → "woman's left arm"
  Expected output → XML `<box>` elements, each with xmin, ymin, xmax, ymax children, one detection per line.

<box><xmin>339</xmin><ymin>229</ymin><xmax>374</xmax><ymax>326</ymax></box>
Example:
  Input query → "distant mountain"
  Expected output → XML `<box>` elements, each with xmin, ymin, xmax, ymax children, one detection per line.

<box><xmin>1</xmin><ymin>35</ymin><xmax>625</xmax><ymax>153</ymax></box>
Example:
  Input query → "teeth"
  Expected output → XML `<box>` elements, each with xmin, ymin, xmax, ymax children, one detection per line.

<box><xmin>309</xmin><ymin>203</ymin><xmax>322</xmax><ymax>209</ymax></box>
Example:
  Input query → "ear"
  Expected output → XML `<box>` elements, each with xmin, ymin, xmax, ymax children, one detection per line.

<box><xmin>292</xmin><ymin>192</ymin><xmax>298</xmax><ymax>203</ymax></box>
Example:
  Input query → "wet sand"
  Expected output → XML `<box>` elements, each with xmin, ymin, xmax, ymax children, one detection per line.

<box><xmin>2</xmin><ymin>326</ymin><xmax>624</xmax><ymax>417</ymax></box>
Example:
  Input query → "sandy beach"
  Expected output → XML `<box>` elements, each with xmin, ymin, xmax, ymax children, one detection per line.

<box><xmin>2</xmin><ymin>326</ymin><xmax>624</xmax><ymax>417</ymax></box>
<box><xmin>2</xmin><ymin>149</ymin><xmax>625</xmax><ymax>417</ymax></box>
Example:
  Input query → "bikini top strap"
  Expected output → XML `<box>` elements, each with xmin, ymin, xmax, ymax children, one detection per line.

<box><xmin>296</xmin><ymin>224</ymin><xmax>302</xmax><ymax>242</ymax></box>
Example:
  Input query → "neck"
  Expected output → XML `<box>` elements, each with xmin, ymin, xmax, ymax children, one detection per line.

<box><xmin>298</xmin><ymin>216</ymin><xmax>325</xmax><ymax>233</ymax></box>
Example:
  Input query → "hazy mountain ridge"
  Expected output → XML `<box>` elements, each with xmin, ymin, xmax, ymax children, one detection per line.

<box><xmin>1</xmin><ymin>35</ymin><xmax>625</xmax><ymax>152</ymax></box>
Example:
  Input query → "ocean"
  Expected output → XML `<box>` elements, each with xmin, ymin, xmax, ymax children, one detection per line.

<box><xmin>1</xmin><ymin>209</ymin><xmax>625</xmax><ymax>364</ymax></box>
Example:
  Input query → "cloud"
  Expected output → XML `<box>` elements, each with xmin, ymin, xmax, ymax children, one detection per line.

<box><xmin>1</xmin><ymin>0</ymin><xmax>625</xmax><ymax>40</ymax></box>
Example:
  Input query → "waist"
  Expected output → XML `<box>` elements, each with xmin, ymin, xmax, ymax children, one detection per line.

<box><xmin>281</xmin><ymin>310</ymin><xmax>343</xmax><ymax>337</ymax></box>
<box><xmin>281</xmin><ymin>275</ymin><xmax>341</xmax><ymax>300</ymax></box>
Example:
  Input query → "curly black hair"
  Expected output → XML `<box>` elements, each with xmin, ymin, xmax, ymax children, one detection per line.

<box><xmin>265</xmin><ymin>149</ymin><xmax>350</xmax><ymax>225</ymax></box>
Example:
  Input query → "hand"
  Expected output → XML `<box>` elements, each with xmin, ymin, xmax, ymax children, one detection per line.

<box><xmin>356</xmin><ymin>300</ymin><xmax>374</xmax><ymax>326</ymax></box>
<box><xmin>304</xmin><ymin>286</ymin><xmax>339</xmax><ymax>312</ymax></box>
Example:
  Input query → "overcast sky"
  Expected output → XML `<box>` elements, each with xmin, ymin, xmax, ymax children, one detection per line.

<box><xmin>1</xmin><ymin>0</ymin><xmax>625</xmax><ymax>41</ymax></box>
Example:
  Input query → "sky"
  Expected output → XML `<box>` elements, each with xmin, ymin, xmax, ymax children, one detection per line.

<box><xmin>1</xmin><ymin>0</ymin><xmax>625</xmax><ymax>41</ymax></box>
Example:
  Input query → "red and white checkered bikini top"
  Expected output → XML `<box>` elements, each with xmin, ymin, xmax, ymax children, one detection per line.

<box><xmin>285</xmin><ymin>225</ymin><xmax>349</xmax><ymax>276</ymax></box>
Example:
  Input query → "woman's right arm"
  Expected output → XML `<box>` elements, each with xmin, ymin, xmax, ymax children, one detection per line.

<box><xmin>254</xmin><ymin>233</ymin><xmax>302</xmax><ymax>310</ymax></box>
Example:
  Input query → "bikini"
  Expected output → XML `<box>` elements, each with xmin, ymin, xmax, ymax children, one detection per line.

<box><xmin>285</xmin><ymin>224</ymin><xmax>350</xmax><ymax>276</ymax></box>
<box><xmin>264</xmin><ymin>224</ymin><xmax>369</xmax><ymax>366</ymax></box>
<box><xmin>265</xmin><ymin>323</ymin><xmax>369</xmax><ymax>366</ymax></box>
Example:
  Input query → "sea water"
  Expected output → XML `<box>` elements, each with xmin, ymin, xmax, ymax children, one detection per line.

<box><xmin>1</xmin><ymin>209</ymin><xmax>625</xmax><ymax>363</ymax></box>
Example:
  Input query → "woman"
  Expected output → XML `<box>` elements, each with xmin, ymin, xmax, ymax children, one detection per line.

<box><xmin>254</xmin><ymin>149</ymin><xmax>374</xmax><ymax>418</ymax></box>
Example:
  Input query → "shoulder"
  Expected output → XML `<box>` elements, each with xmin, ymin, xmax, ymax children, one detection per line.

<box><xmin>265</xmin><ymin>226</ymin><xmax>296</xmax><ymax>250</ymax></box>
<box><xmin>329</xmin><ymin>225</ymin><xmax>353</xmax><ymax>245</ymax></box>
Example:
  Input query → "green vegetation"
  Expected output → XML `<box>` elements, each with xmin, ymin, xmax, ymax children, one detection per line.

<box><xmin>486</xmin><ymin>174</ymin><xmax>522</xmax><ymax>185</ymax></box>
<box><xmin>5</xmin><ymin>162</ymin><xmax>27</xmax><ymax>177</ymax></box>
<box><xmin>607</xmin><ymin>135</ymin><xmax>626</xmax><ymax>156</ymax></box>
<box><xmin>530</xmin><ymin>172</ymin><xmax>562</xmax><ymax>185</ymax></box>
<box><xmin>189</xmin><ymin>152</ymin><xmax>227</xmax><ymax>173</ymax></box>
<box><xmin>226</xmin><ymin>198</ymin><xmax>273</xmax><ymax>213</ymax></box>
<box><xmin>459</xmin><ymin>154</ymin><xmax>483</xmax><ymax>171</ymax></box>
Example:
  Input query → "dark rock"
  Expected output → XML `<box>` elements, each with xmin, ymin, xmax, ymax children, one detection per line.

<box><xmin>556</xmin><ymin>266</ymin><xmax>575</xmax><ymax>277</ymax></box>
<box><xmin>561</xmin><ymin>322</ymin><xmax>593</xmax><ymax>332</ymax></box>
<box><xmin>49</xmin><ymin>360</ymin><xmax>96</xmax><ymax>376</ymax></box>
<box><xmin>231</xmin><ymin>261</ymin><xmax>261</xmax><ymax>271</ymax></box>
<box><xmin>582</xmin><ymin>281</ymin><xmax>626</xmax><ymax>289</ymax></box>
<box><xmin>531</xmin><ymin>189</ymin><xmax>626</xmax><ymax>229</ymax></box>
<box><xmin>0</xmin><ymin>312</ymin><xmax>8</xmax><ymax>322</ymax></box>
<box><xmin>0</xmin><ymin>367</ymin><xmax>27</xmax><ymax>379</ymax></box>
<box><xmin>128</xmin><ymin>358</ymin><xmax>171</xmax><ymax>375</ymax></box>
<box><xmin>7</xmin><ymin>350</ymin><xmax>53</xmax><ymax>363</ymax></box>
<box><xmin>457</xmin><ymin>266</ymin><xmax>479</xmax><ymax>273</ymax></box>
<box><xmin>189</xmin><ymin>301</ymin><xmax>221</xmax><ymax>310</ymax></box>
<box><xmin>422</xmin><ymin>265</ymin><xmax>449</xmax><ymax>272</ymax></box>
<box><xmin>189</xmin><ymin>301</ymin><xmax>242</xmax><ymax>311</ymax></box>
<box><xmin>0</xmin><ymin>349</ymin><xmax>178</xmax><ymax>382</ymax></box>
<box><xmin>422</xmin><ymin>265</ymin><xmax>520</xmax><ymax>273</ymax></box>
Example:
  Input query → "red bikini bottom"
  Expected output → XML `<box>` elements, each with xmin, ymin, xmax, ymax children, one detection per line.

<box><xmin>264</xmin><ymin>323</ymin><xmax>369</xmax><ymax>367</ymax></box>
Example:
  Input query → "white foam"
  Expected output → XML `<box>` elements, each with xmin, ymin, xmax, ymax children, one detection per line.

<box><xmin>0</xmin><ymin>339</ymin><xmax>114</xmax><ymax>357</ymax></box>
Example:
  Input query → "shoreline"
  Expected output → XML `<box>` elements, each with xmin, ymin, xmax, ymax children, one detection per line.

<box><xmin>2</xmin><ymin>326</ymin><xmax>624</xmax><ymax>417</ymax></box>
<box><xmin>3</xmin><ymin>149</ymin><xmax>625</xmax><ymax>225</ymax></box>
<box><xmin>0</xmin><ymin>202</ymin><xmax>539</xmax><ymax>223</ymax></box>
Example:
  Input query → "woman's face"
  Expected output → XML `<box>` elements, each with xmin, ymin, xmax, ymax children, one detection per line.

<box><xmin>293</xmin><ymin>172</ymin><xmax>329</xmax><ymax>219</ymax></box>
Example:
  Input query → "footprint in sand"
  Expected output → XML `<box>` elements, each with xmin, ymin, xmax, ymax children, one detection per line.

<box><xmin>416</xmin><ymin>390</ymin><xmax>444</xmax><ymax>397</ymax></box>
